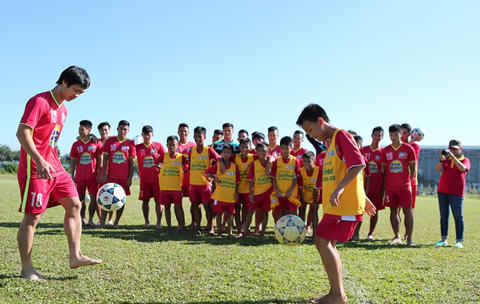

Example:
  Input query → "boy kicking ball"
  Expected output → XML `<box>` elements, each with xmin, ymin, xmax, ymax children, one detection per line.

<box><xmin>297</xmin><ymin>104</ymin><xmax>375</xmax><ymax>304</ymax></box>
<box><xmin>16</xmin><ymin>66</ymin><xmax>101</xmax><ymax>280</ymax></box>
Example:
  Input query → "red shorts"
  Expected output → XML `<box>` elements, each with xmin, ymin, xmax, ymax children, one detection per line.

<box><xmin>316</xmin><ymin>213</ymin><xmax>363</xmax><ymax>242</ymax></box>
<box><xmin>367</xmin><ymin>192</ymin><xmax>385</xmax><ymax>211</ymax></box>
<box><xmin>249</xmin><ymin>189</ymin><xmax>273</xmax><ymax>212</ymax></box>
<box><xmin>213</xmin><ymin>201</ymin><xmax>235</xmax><ymax>214</ymax></box>
<box><xmin>108</xmin><ymin>178</ymin><xmax>131</xmax><ymax>196</ymax></box>
<box><xmin>76</xmin><ymin>179</ymin><xmax>98</xmax><ymax>197</ymax></box>
<box><xmin>236</xmin><ymin>193</ymin><xmax>250</xmax><ymax>205</ymax></box>
<box><xmin>160</xmin><ymin>190</ymin><xmax>183</xmax><ymax>206</ymax></box>
<box><xmin>18</xmin><ymin>171</ymin><xmax>78</xmax><ymax>214</ymax></box>
<box><xmin>274</xmin><ymin>197</ymin><xmax>298</xmax><ymax>212</ymax></box>
<box><xmin>385</xmin><ymin>189</ymin><xmax>412</xmax><ymax>209</ymax></box>
<box><xmin>189</xmin><ymin>184</ymin><xmax>212</xmax><ymax>204</ymax></box>
<box><xmin>139</xmin><ymin>182</ymin><xmax>160</xmax><ymax>201</ymax></box>
<box><xmin>411</xmin><ymin>184</ymin><xmax>417</xmax><ymax>208</ymax></box>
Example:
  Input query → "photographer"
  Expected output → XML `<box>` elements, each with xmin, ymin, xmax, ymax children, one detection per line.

<box><xmin>434</xmin><ymin>140</ymin><xmax>470</xmax><ymax>248</ymax></box>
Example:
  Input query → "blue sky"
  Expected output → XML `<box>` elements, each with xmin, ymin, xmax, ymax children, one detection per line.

<box><xmin>1</xmin><ymin>1</ymin><xmax>478</xmax><ymax>154</ymax></box>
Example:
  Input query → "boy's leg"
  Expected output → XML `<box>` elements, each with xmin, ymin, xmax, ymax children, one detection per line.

<box><xmin>174</xmin><ymin>204</ymin><xmax>188</xmax><ymax>235</ymax></box>
<box><xmin>312</xmin><ymin>207</ymin><xmax>319</xmax><ymax>238</ymax></box>
<box><xmin>389</xmin><ymin>206</ymin><xmax>401</xmax><ymax>244</ymax></box>
<box><xmin>226</xmin><ymin>212</ymin><xmax>234</xmax><ymax>237</ymax></box>
<box><xmin>164</xmin><ymin>204</ymin><xmax>172</xmax><ymax>234</ymax></box>
<box><xmin>193</xmin><ymin>202</ymin><xmax>202</xmax><ymax>235</ymax></box>
<box><xmin>57</xmin><ymin>196</ymin><xmax>102</xmax><ymax>269</ymax></box>
<box><xmin>88</xmin><ymin>194</ymin><xmax>100</xmax><ymax>227</ymax></box>
<box><xmin>260</xmin><ymin>211</ymin><xmax>269</xmax><ymax>239</ymax></box>
<box><xmin>313</xmin><ymin>236</ymin><xmax>347</xmax><ymax>304</ymax></box>
<box><xmin>142</xmin><ymin>198</ymin><xmax>151</xmax><ymax>227</ymax></box>
<box><xmin>299</xmin><ymin>204</ymin><xmax>307</xmax><ymax>222</ymax></box>
<box><xmin>17</xmin><ymin>212</ymin><xmax>45</xmax><ymax>280</ymax></box>
<box><xmin>204</xmin><ymin>202</ymin><xmax>215</xmax><ymax>235</ymax></box>
<box><xmin>241</xmin><ymin>209</ymin><xmax>256</xmax><ymax>238</ymax></box>
<box><xmin>367</xmin><ymin>213</ymin><xmax>378</xmax><ymax>240</ymax></box>
<box><xmin>216</xmin><ymin>211</ymin><xmax>223</xmax><ymax>237</ymax></box>
<box><xmin>234</xmin><ymin>204</ymin><xmax>242</xmax><ymax>236</ymax></box>
<box><xmin>107</xmin><ymin>211</ymin><xmax>114</xmax><ymax>226</ymax></box>
<box><xmin>351</xmin><ymin>222</ymin><xmax>361</xmax><ymax>242</ymax></box>
<box><xmin>402</xmin><ymin>208</ymin><xmax>415</xmax><ymax>246</ymax></box>
<box><xmin>253</xmin><ymin>208</ymin><xmax>262</xmax><ymax>234</ymax></box>
<box><xmin>155</xmin><ymin>200</ymin><xmax>163</xmax><ymax>230</ymax></box>
<box><xmin>79</xmin><ymin>194</ymin><xmax>87</xmax><ymax>225</ymax></box>
<box><xmin>113</xmin><ymin>205</ymin><xmax>125</xmax><ymax>229</ymax></box>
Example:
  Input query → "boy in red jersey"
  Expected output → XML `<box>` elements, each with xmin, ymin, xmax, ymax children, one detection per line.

<box><xmin>157</xmin><ymin>135</ymin><xmax>189</xmax><ymax>235</ymax></box>
<box><xmin>401</xmin><ymin>123</ymin><xmax>421</xmax><ymax>209</ymax></box>
<box><xmin>243</xmin><ymin>142</ymin><xmax>273</xmax><ymax>239</ymax></box>
<box><xmin>291</xmin><ymin>130</ymin><xmax>309</xmax><ymax>165</ymax></box>
<box><xmin>16</xmin><ymin>66</ymin><xmax>101</xmax><ymax>280</ymax></box>
<box><xmin>99</xmin><ymin>120</ymin><xmax>136</xmax><ymax>229</ymax></box>
<box><xmin>97</xmin><ymin>122</ymin><xmax>114</xmax><ymax>226</ymax></box>
<box><xmin>69</xmin><ymin>120</ymin><xmax>102</xmax><ymax>227</ymax></box>
<box><xmin>361</xmin><ymin>126</ymin><xmax>385</xmax><ymax>240</ymax></box>
<box><xmin>206</xmin><ymin>144</ymin><xmax>241</xmax><ymax>237</ymax></box>
<box><xmin>271</xmin><ymin>136</ymin><xmax>301</xmax><ymax>222</ymax></box>
<box><xmin>267</xmin><ymin>126</ymin><xmax>281</xmax><ymax>158</ymax></box>
<box><xmin>177</xmin><ymin>123</ymin><xmax>196</xmax><ymax>227</ymax></box>
<box><xmin>136</xmin><ymin>125</ymin><xmax>165</xmax><ymax>229</ymax></box>
<box><xmin>297</xmin><ymin>104</ymin><xmax>376</xmax><ymax>304</ymax></box>
<box><xmin>298</xmin><ymin>151</ymin><xmax>322</xmax><ymax>237</ymax></box>
<box><xmin>188</xmin><ymin>126</ymin><xmax>220</xmax><ymax>236</ymax></box>
<box><xmin>250</xmin><ymin>132</ymin><xmax>266</xmax><ymax>155</ymax></box>
<box><xmin>234</xmin><ymin>138</ymin><xmax>255</xmax><ymax>236</ymax></box>
<box><xmin>381</xmin><ymin>124</ymin><xmax>416</xmax><ymax>246</ymax></box>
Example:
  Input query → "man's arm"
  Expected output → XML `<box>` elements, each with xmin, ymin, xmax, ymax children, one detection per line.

<box><xmin>126</xmin><ymin>158</ymin><xmax>135</xmax><ymax>187</ymax></box>
<box><xmin>70</xmin><ymin>158</ymin><xmax>77</xmax><ymax>182</ymax></box>
<box><xmin>285</xmin><ymin>177</ymin><xmax>298</xmax><ymax>198</ymax></box>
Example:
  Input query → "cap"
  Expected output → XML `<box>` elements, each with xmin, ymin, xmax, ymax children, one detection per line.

<box><xmin>448</xmin><ymin>139</ymin><xmax>462</xmax><ymax>149</ymax></box>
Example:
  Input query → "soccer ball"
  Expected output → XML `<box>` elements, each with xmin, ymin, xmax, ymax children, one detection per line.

<box><xmin>274</xmin><ymin>215</ymin><xmax>307</xmax><ymax>246</ymax></box>
<box><xmin>411</xmin><ymin>127</ymin><xmax>425</xmax><ymax>141</ymax></box>
<box><xmin>85</xmin><ymin>194</ymin><xmax>90</xmax><ymax>203</ymax></box>
<box><xmin>96</xmin><ymin>183</ymin><xmax>126</xmax><ymax>211</ymax></box>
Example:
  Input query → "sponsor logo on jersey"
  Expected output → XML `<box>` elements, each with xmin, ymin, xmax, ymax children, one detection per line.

<box><xmin>368</xmin><ymin>161</ymin><xmax>379</xmax><ymax>174</ymax></box>
<box><xmin>80</xmin><ymin>153</ymin><xmax>92</xmax><ymax>165</ymax></box>
<box><xmin>88</xmin><ymin>145</ymin><xmax>95</xmax><ymax>152</ymax></box>
<box><xmin>399</xmin><ymin>152</ymin><xmax>408</xmax><ymax>159</ymax></box>
<box><xmin>143</xmin><ymin>156</ymin><xmax>154</xmax><ymax>168</ymax></box>
<box><xmin>49</xmin><ymin>125</ymin><xmax>61</xmax><ymax>147</ymax></box>
<box><xmin>172</xmin><ymin>161</ymin><xmax>181</xmax><ymax>166</ymax></box>
<box><xmin>226</xmin><ymin>171</ymin><xmax>235</xmax><ymax>176</ymax></box>
<box><xmin>389</xmin><ymin>160</ymin><xmax>403</xmax><ymax>173</ymax></box>
<box><xmin>50</xmin><ymin>110</ymin><xmax>57</xmax><ymax>123</ymax></box>
<box><xmin>375</xmin><ymin>155</ymin><xmax>381</xmax><ymax>161</ymax></box>
<box><xmin>121</xmin><ymin>145</ymin><xmax>129</xmax><ymax>152</ymax></box>
<box><xmin>113</xmin><ymin>151</ymin><xmax>126</xmax><ymax>163</ymax></box>
<box><xmin>328</xmin><ymin>151</ymin><xmax>334</xmax><ymax>156</ymax></box>
<box><xmin>386</xmin><ymin>152</ymin><xmax>393</xmax><ymax>160</ymax></box>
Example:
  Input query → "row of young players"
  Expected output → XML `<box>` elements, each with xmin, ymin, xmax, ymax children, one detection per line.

<box><xmin>70</xmin><ymin>119</ymin><xmax>421</xmax><ymax>241</ymax></box>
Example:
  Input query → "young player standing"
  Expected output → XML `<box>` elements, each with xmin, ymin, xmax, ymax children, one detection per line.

<box><xmin>177</xmin><ymin>123</ymin><xmax>196</xmax><ymax>228</ymax></box>
<box><xmin>234</xmin><ymin>138</ymin><xmax>255</xmax><ymax>236</ymax></box>
<box><xmin>291</xmin><ymin>130</ymin><xmax>308</xmax><ymax>166</ymax></box>
<box><xmin>297</xmin><ymin>103</ymin><xmax>375</xmax><ymax>304</ymax></box>
<box><xmin>361</xmin><ymin>126</ymin><xmax>385</xmax><ymax>240</ymax></box>
<box><xmin>213</xmin><ymin>123</ymin><xmax>240</xmax><ymax>154</ymax></box>
<box><xmin>210</xmin><ymin>129</ymin><xmax>223</xmax><ymax>147</ymax></box>
<box><xmin>298</xmin><ymin>151</ymin><xmax>321</xmax><ymax>238</ymax></box>
<box><xmin>100</xmin><ymin>120</ymin><xmax>136</xmax><ymax>229</ymax></box>
<box><xmin>401</xmin><ymin>123</ymin><xmax>421</xmax><ymax>209</ymax></box>
<box><xmin>381</xmin><ymin>124</ymin><xmax>416</xmax><ymax>246</ymax></box>
<box><xmin>16</xmin><ymin>66</ymin><xmax>101</xmax><ymax>280</ymax></box>
<box><xmin>136</xmin><ymin>125</ymin><xmax>165</xmax><ymax>229</ymax></box>
<box><xmin>267</xmin><ymin>126</ymin><xmax>281</xmax><ymax>158</ymax></box>
<box><xmin>69</xmin><ymin>120</ymin><xmax>103</xmax><ymax>227</ymax></box>
<box><xmin>97</xmin><ymin>122</ymin><xmax>114</xmax><ymax>225</ymax></box>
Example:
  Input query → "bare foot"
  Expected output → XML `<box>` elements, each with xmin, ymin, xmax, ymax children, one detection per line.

<box><xmin>388</xmin><ymin>237</ymin><xmax>402</xmax><ymax>245</ymax></box>
<box><xmin>236</xmin><ymin>233</ymin><xmax>243</xmax><ymax>238</ymax></box>
<box><xmin>350</xmin><ymin>235</ymin><xmax>359</xmax><ymax>242</ymax></box>
<box><xmin>216</xmin><ymin>235</ymin><xmax>222</xmax><ymax>238</ymax></box>
<box><xmin>156</xmin><ymin>224</ymin><xmax>163</xmax><ymax>230</ymax></box>
<box><xmin>21</xmin><ymin>269</ymin><xmax>47</xmax><ymax>281</ymax></box>
<box><xmin>252</xmin><ymin>228</ymin><xmax>260</xmax><ymax>235</ymax></box>
<box><xmin>82</xmin><ymin>219</ymin><xmax>86</xmax><ymax>226</ymax></box>
<box><xmin>240</xmin><ymin>233</ymin><xmax>250</xmax><ymax>239</ymax></box>
<box><xmin>113</xmin><ymin>224</ymin><xmax>120</xmax><ymax>229</ymax></box>
<box><xmin>88</xmin><ymin>220</ymin><xmax>96</xmax><ymax>228</ymax></box>
<box><xmin>367</xmin><ymin>234</ymin><xmax>374</xmax><ymax>241</ymax></box>
<box><xmin>227</xmin><ymin>234</ymin><xmax>234</xmax><ymax>238</ymax></box>
<box><xmin>143</xmin><ymin>222</ymin><xmax>150</xmax><ymax>228</ymax></box>
<box><xmin>166</xmin><ymin>228</ymin><xmax>172</xmax><ymax>235</ymax></box>
<box><xmin>306</xmin><ymin>226</ymin><xmax>312</xmax><ymax>235</ymax></box>
<box><xmin>313</xmin><ymin>293</ymin><xmax>347</xmax><ymax>304</ymax></box>
<box><xmin>69</xmin><ymin>254</ymin><xmax>102</xmax><ymax>269</ymax></box>
<box><xmin>194</xmin><ymin>230</ymin><xmax>201</xmax><ymax>236</ymax></box>
<box><xmin>96</xmin><ymin>223</ymin><xmax>105</xmax><ymax>229</ymax></box>
<box><xmin>106</xmin><ymin>221</ymin><xmax>114</xmax><ymax>227</ymax></box>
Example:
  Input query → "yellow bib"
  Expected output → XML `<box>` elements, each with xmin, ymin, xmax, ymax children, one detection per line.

<box><xmin>159</xmin><ymin>153</ymin><xmax>184</xmax><ymax>191</ymax></box>
<box><xmin>275</xmin><ymin>156</ymin><xmax>298</xmax><ymax>197</ymax></box>
<box><xmin>235</xmin><ymin>154</ymin><xmax>255</xmax><ymax>194</ymax></box>
<box><xmin>211</xmin><ymin>163</ymin><xmax>237</xmax><ymax>203</ymax></box>
<box><xmin>252</xmin><ymin>159</ymin><xmax>272</xmax><ymax>195</ymax></box>
<box><xmin>300</xmin><ymin>166</ymin><xmax>320</xmax><ymax>204</ymax></box>
<box><xmin>322</xmin><ymin>129</ymin><xmax>365</xmax><ymax>216</ymax></box>
<box><xmin>190</xmin><ymin>147</ymin><xmax>212</xmax><ymax>185</ymax></box>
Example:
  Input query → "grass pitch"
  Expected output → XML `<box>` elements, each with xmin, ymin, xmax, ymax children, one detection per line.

<box><xmin>0</xmin><ymin>174</ymin><xmax>479</xmax><ymax>303</ymax></box>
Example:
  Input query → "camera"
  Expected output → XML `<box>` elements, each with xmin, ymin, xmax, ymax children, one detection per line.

<box><xmin>441</xmin><ymin>150</ymin><xmax>449</xmax><ymax>156</ymax></box>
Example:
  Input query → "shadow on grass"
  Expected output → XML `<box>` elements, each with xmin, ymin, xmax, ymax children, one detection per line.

<box><xmin>0</xmin><ymin>273</ymin><xmax>78</xmax><ymax>281</ymax></box>
<box><xmin>0</xmin><ymin>222</ymin><xmax>64</xmax><ymax>229</ymax></box>
<box><xmin>120</xmin><ymin>299</ymin><xmax>309</xmax><ymax>304</ymax></box>
<box><xmin>340</xmin><ymin>239</ymin><xmax>429</xmax><ymax>249</ymax></box>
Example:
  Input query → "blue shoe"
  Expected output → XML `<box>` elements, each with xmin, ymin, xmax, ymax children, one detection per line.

<box><xmin>454</xmin><ymin>242</ymin><xmax>463</xmax><ymax>249</ymax></box>
<box><xmin>435</xmin><ymin>240</ymin><xmax>448</xmax><ymax>246</ymax></box>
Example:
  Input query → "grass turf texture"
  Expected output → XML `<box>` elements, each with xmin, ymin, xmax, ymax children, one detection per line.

<box><xmin>0</xmin><ymin>174</ymin><xmax>479</xmax><ymax>304</ymax></box>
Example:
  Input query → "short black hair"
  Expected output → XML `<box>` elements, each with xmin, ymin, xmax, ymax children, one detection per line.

<box><xmin>178</xmin><ymin>123</ymin><xmax>189</xmax><ymax>130</ymax></box>
<box><xmin>222</xmin><ymin>143</ymin><xmax>234</xmax><ymax>153</ymax></box>
<box><xmin>296</xmin><ymin>104</ymin><xmax>330</xmax><ymax>126</ymax></box>
<box><xmin>118</xmin><ymin>120</ymin><xmax>130</xmax><ymax>127</ymax></box>
<box><xmin>267</xmin><ymin>126</ymin><xmax>278</xmax><ymax>133</ymax></box>
<box><xmin>252</xmin><ymin>132</ymin><xmax>265</xmax><ymax>141</ymax></box>
<box><xmin>167</xmin><ymin>135</ymin><xmax>179</xmax><ymax>144</ymax></box>
<box><xmin>97</xmin><ymin>122</ymin><xmax>110</xmax><ymax>130</ymax></box>
<box><xmin>79</xmin><ymin>120</ymin><xmax>92</xmax><ymax>129</ymax></box>
<box><xmin>372</xmin><ymin>126</ymin><xmax>384</xmax><ymax>135</ymax></box>
<box><xmin>280</xmin><ymin>136</ymin><xmax>293</xmax><ymax>147</ymax></box>
<box><xmin>256</xmin><ymin>142</ymin><xmax>268</xmax><ymax>151</ymax></box>
<box><xmin>194</xmin><ymin>126</ymin><xmax>207</xmax><ymax>136</ymax></box>
<box><xmin>222</xmin><ymin>122</ymin><xmax>234</xmax><ymax>130</ymax></box>
<box><xmin>302</xmin><ymin>151</ymin><xmax>315</xmax><ymax>160</ymax></box>
<box><xmin>142</xmin><ymin>125</ymin><xmax>154</xmax><ymax>134</ymax></box>
<box><xmin>239</xmin><ymin>138</ymin><xmax>251</xmax><ymax>145</ymax></box>
<box><xmin>348</xmin><ymin>130</ymin><xmax>357</xmax><ymax>136</ymax></box>
<box><xmin>353</xmin><ymin>135</ymin><xmax>363</xmax><ymax>144</ymax></box>
<box><xmin>293</xmin><ymin>130</ymin><xmax>304</xmax><ymax>137</ymax></box>
<box><xmin>401</xmin><ymin>123</ymin><xmax>412</xmax><ymax>133</ymax></box>
<box><xmin>213</xmin><ymin>129</ymin><xmax>223</xmax><ymax>136</ymax></box>
<box><xmin>56</xmin><ymin>66</ymin><xmax>90</xmax><ymax>89</ymax></box>
<box><xmin>389</xmin><ymin>124</ymin><xmax>402</xmax><ymax>133</ymax></box>
<box><xmin>238</xmin><ymin>129</ymin><xmax>249</xmax><ymax>137</ymax></box>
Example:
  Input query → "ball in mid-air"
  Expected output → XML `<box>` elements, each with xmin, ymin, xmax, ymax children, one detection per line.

<box><xmin>96</xmin><ymin>183</ymin><xmax>126</xmax><ymax>211</ymax></box>
<box><xmin>411</xmin><ymin>127</ymin><xmax>425</xmax><ymax>141</ymax></box>
<box><xmin>275</xmin><ymin>215</ymin><xmax>307</xmax><ymax>246</ymax></box>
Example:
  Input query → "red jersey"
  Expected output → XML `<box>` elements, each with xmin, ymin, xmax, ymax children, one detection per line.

<box><xmin>267</xmin><ymin>144</ymin><xmax>282</xmax><ymax>159</ymax></box>
<box><xmin>177</xmin><ymin>141</ymin><xmax>196</xmax><ymax>184</ymax></box>
<box><xmin>361</xmin><ymin>145</ymin><xmax>383</xmax><ymax>193</ymax></box>
<box><xmin>381</xmin><ymin>143</ymin><xmax>416</xmax><ymax>190</ymax></box>
<box><xmin>437</xmin><ymin>157</ymin><xmax>470</xmax><ymax>196</ymax></box>
<box><xmin>18</xmin><ymin>91</ymin><xmax>68</xmax><ymax>178</ymax></box>
<box><xmin>315</xmin><ymin>151</ymin><xmax>326</xmax><ymax>189</ymax></box>
<box><xmin>70</xmin><ymin>139</ymin><xmax>102</xmax><ymax>180</ymax></box>
<box><xmin>410</xmin><ymin>142</ymin><xmax>421</xmax><ymax>186</ymax></box>
<box><xmin>136</xmin><ymin>141</ymin><xmax>165</xmax><ymax>184</ymax></box>
<box><xmin>103</xmin><ymin>137</ymin><xmax>136</xmax><ymax>179</ymax></box>
<box><xmin>291</xmin><ymin>147</ymin><xmax>308</xmax><ymax>166</ymax></box>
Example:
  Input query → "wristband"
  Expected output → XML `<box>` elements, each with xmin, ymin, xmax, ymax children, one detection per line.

<box><xmin>439</xmin><ymin>159</ymin><xmax>444</xmax><ymax>163</ymax></box>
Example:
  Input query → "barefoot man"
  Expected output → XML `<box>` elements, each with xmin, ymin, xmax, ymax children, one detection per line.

<box><xmin>16</xmin><ymin>66</ymin><xmax>101</xmax><ymax>281</ymax></box>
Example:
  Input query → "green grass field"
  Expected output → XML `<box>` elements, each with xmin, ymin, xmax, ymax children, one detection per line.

<box><xmin>0</xmin><ymin>174</ymin><xmax>479</xmax><ymax>304</ymax></box>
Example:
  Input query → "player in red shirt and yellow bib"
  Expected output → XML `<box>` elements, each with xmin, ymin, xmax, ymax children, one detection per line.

<box><xmin>234</xmin><ymin>138</ymin><xmax>255</xmax><ymax>236</ymax></box>
<box><xmin>298</xmin><ymin>151</ymin><xmax>322</xmax><ymax>237</ymax></box>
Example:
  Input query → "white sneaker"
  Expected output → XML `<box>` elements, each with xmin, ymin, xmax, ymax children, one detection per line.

<box><xmin>454</xmin><ymin>242</ymin><xmax>463</xmax><ymax>249</ymax></box>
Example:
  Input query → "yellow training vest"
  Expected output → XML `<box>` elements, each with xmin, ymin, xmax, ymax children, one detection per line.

<box><xmin>211</xmin><ymin>163</ymin><xmax>237</xmax><ymax>203</ymax></box>
<box><xmin>275</xmin><ymin>156</ymin><xmax>298</xmax><ymax>197</ymax></box>
<box><xmin>300</xmin><ymin>166</ymin><xmax>320</xmax><ymax>204</ymax></box>
<box><xmin>322</xmin><ymin>129</ymin><xmax>365</xmax><ymax>216</ymax></box>
<box><xmin>159</xmin><ymin>153</ymin><xmax>184</xmax><ymax>191</ymax></box>
<box><xmin>190</xmin><ymin>147</ymin><xmax>212</xmax><ymax>185</ymax></box>
<box><xmin>252</xmin><ymin>159</ymin><xmax>272</xmax><ymax>195</ymax></box>
<box><xmin>235</xmin><ymin>154</ymin><xmax>254</xmax><ymax>194</ymax></box>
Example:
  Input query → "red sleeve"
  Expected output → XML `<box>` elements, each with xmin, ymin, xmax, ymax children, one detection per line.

<box><xmin>159</xmin><ymin>143</ymin><xmax>166</xmax><ymax>155</ymax></box>
<box><xmin>407</xmin><ymin>145</ymin><xmax>415</xmax><ymax>163</ymax></box>
<box><xmin>208</xmin><ymin>147</ymin><xmax>220</xmax><ymax>162</ymax></box>
<box><xmin>69</xmin><ymin>142</ymin><xmax>77</xmax><ymax>158</ymax></box>
<box><xmin>412</xmin><ymin>143</ymin><xmax>420</xmax><ymax>159</ymax></box>
<box><xmin>155</xmin><ymin>153</ymin><xmax>165</xmax><ymax>165</ymax></box>
<box><xmin>363</xmin><ymin>156</ymin><xmax>371</xmax><ymax>177</ymax></box>
<box><xmin>19</xmin><ymin>95</ymin><xmax>48</xmax><ymax>129</ymax></box>
<box><xmin>297</xmin><ymin>173</ymin><xmax>304</xmax><ymax>187</ymax></box>
<box><xmin>270</xmin><ymin>160</ymin><xmax>277</xmax><ymax>178</ymax></box>
<box><xmin>252</xmin><ymin>154</ymin><xmax>259</xmax><ymax>161</ymax></box>
<box><xmin>294</xmin><ymin>158</ymin><xmax>301</xmax><ymax>177</ymax></box>
<box><xmin>103</xmin><ymin>138</ymin><xmax>110</xmax><ymax>154</ymax></box>
<box><xmin>315</xmin><ymin>169</ymin><xmax>322</xmax><ymax>189</ymax></box>
<box><xmin>236</xmin><ymin>166</ymin><xmax>241</xmax><ymax>183</ymax></box>
<box><xmin>96</xmin><ymin>142</ymin><xmax>103</xmax><ymax>158</ymax></box>
<box><xmin>182</xmin><ymin>155</ymin><xmax>189</xmax><ymax>171</ymax></box>
<box><xmin>335</xmin><ymin>130</ymin><xmax>365</xmax><ymax>170</ymax></box>
<box><xmin>380</xmin><ymin>148</ymin><xmax>387</xmax><ymax>165</ymax></box>
<box><xmin>130</xmin><ymin>141</ymin><xmax>137</xmax><ymax>158</ymax></box>
<box><xmin>205</xmin><ymin>163</ymin><xmax>217</xmax><ymax>175</ymax></box>
<box><xmin>247</xmin><ymin>162</ymin><xmax>255</xmax><ymax>181</ymax></box>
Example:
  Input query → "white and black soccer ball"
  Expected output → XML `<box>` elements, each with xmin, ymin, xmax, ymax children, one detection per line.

<box><xmin>96</xmin><ymin>183</ymin><xmax>126</xmax><ymax>212</ymax></box>
<box><xmin>275</xmin><ymin>215</ymin><xmax>307</xmax><ymax>246</ymax></box>
<box><xmin>411</xmin><ymin>127</ymin><xmax>425</xmax><ymax>141</ymax></box>
<box><xmin>85</xmin><ymin>194</ymin><xmax>91</xmax><ymax>203</ymax></box>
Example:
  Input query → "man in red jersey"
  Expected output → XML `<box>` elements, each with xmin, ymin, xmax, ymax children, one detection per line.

<box><xmin>100</xmin><ymin>120</ymin><xmax>136</xmax><ymax>229</ymax></box>
<box><xmin>136</xmin><ymin>125</ymin><xmax>166</xmax><ymax>229</ymax></box>
<box><xmin>16</xmin><ymin>66</ymin><xmax>101</xmax><ymax>281</ymax></box>
<box><xmin>267</xmin><ymin>126</ymin><xmax>281</xmax><ymax>158</ymax></box>
<box><xmin>381</xmin><ymin>124</ymin><xmax>416</xmax><ymax>246</ymax></box>
<box><xmin>401</xmin><ymin>123</ymin><xmax>421</xmax><ymax>208</ymax></box>
<box><xmin>97</xmin><ymin>122</ymin><xmax>114</xmax><ymax>226</ymax></box>
<box><xmin>177</xmin><ymin>123</ymin><xmax>196</xmax><ymax>227</ymax></box>
<box><xmin>291</xmin><ymin>130</ymin><xmax>308</xmax><ymax>166</ymax></box>
<box><xmin>70</xmin><ymin>120</ymin><xmax>103</xmax><ymax>227</ymax></box>
<box><xmin>361</xmin><ymin>126</ymin><xmax>385</xmax><ymax>240</ymax></box>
